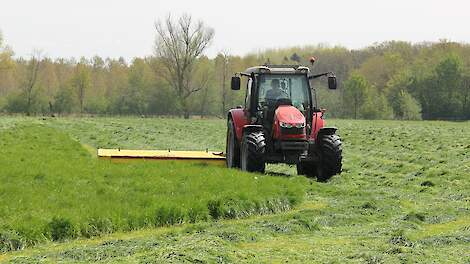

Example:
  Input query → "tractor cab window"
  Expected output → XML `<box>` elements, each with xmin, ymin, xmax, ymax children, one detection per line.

<box><xmin>245</xmin><ymin>78</ymin><xmax>253</xmax><ymax>110</ymax></box>
<box><xmin>258</xmin><ymin>74</ymin><xmax>310</xmax><ymax>112</ymax></box>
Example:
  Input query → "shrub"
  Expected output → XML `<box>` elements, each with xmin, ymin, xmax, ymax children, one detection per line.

<box><xmin>0</xmin><ymin>230</ymin><xmax>25</xmax><ymax>253</ymax></box>
<box><xmin>80</xmin><ymin>218</ymin><xmax>115</xmax><ymax>238</ymax></box>
<box><xmin>45</xmin><ymin>217</ymin><xmax>76</xmax><ymax>241</ymax></box>
<box><xmin>207</xmin><ymin>200</ymin><xmax>223</xmax><ymax>220</ymax></box>
<box><xmin>187</xmin><ymin>206</ymin><xmax>209</xmax><ymax>223</ymax></box>
<box><xmin>154</xmin><ymin>206</ymin><xmax>185</xmax><ymax>226</ymax></box>
<box><xmin>404</xmin><ymin>212</ymin><xmax>426</xmax><ymax>222</ymax></box>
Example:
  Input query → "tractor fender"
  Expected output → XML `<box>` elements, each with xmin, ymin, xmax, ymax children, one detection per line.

<box><xmin>243</xmin><ymin>125</ymin><xmax>264</xmax><ymax>135</ymax></box>
<box><xmin>316</xmin><ymin>127</ymin><xmax>338</xmax><ymax>139</ymax></box>
<box><xmin>228</xmin><ymin>109</ymin><xmax>250</xmax><ymax>142</ymax></box>
<box><xmin>310</xmin><ymin>112</ymin><xmax>325</xmax><ymax>140</ymax></box>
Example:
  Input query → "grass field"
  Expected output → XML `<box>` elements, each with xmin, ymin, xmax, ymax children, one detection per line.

<box><xmin>0</xmin><ymin>118</ymin><xmax>306</xmax><ymax>255</ymax></box>
<box><xmin>1</xmin><ymin>116</ymin><xmax>470</xmax><ymax>263</ymax></box>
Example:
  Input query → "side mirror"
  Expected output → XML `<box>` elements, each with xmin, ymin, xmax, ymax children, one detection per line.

<box><xmin>231</xmin><ymin>76</ymin><xmax>241</xmax><ymax>90</ymax></box>
<box><xmin>328</xmin><ymin>76</ymin><xmax>337</xmax><ymax>90</ymax></box>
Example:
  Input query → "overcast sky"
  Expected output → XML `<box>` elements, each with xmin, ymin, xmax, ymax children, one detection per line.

<box><xmin>1</xmin><ymin>0</ymin><xmax>469</xmax><ymax>61</ymax></box>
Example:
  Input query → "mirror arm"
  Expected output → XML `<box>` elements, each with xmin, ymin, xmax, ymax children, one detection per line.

<box><xmin>308</xmin><ymin>71</ymin><xmax>334</xmax><ymax>80</ymax></box>
<box><xmin>235</xmin><ymin>72</ymin><xmax>250</xmax><ymax>77</ymax></box>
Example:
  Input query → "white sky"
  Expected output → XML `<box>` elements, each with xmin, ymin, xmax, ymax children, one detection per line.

<box><xmin>1</xmin><ymin>0</ymin><xmax>469</xmax><ymax>60</ymax></box>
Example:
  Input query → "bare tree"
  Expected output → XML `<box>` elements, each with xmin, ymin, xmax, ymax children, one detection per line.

<box><xmin>154</xmin><ymin>14</ymin><xmax>214</xmax><ymax>119</ymax></box>
<box><xmin>24</xmin><ymin>50</ymin><xmax>42</xmax><ymax>116</ymax></box>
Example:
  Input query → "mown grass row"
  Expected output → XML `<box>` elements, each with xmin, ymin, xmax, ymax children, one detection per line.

<box><xmin>0</xmin><ymin>124</ymin><xmax>307</xmax><ymax>252</ymax></box>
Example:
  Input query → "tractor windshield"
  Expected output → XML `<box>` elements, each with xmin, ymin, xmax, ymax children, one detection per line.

<box><xmin>258</xmin><ymin>74</ymin><xmax>310</xmax><ymax>112</ymax></box>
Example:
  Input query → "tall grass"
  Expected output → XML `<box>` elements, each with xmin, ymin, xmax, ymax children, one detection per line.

<box><xmin>0</xmin><ymin>124</ymin><xmax>306</xmax><ymax>252</ymax></box>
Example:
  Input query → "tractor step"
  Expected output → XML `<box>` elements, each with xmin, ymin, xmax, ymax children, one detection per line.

<box><xmin>97</xmin><ymin>149</ymin><xmax>226</xmax><ymax>166</ymax></box>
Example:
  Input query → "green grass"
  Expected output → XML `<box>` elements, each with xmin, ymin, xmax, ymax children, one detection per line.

<box><xmin>0</xmin><ymin>120</ymin><xmax>306</xmax><ymax>254</ymax></box>
<box><xmin>1</xmin><ymin>117</ymin><xmax>470</xmax><ymax>263</ymax></box>
<box><xmin>46</xmin><ymin>117</ymin><xmax>227</xmax><ymax>151</ymax></box>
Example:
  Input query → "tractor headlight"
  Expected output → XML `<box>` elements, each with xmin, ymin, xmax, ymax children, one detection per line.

<box><xmin>295</xmin><ymin>123</ymin><xmax>305</xmax><ymax>128</ymax></box>
<box><xmin>280</xmin><ymin>122</ymin><xmax>293</xmax><ymax>128</ymax></box>
<box><xmin>280</xmin><ymin>122</ymin><xmax>305</xmax><ymax>129</ymax></box>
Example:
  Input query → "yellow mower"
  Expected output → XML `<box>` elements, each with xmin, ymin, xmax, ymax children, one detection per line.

<box><xmin>97</xmin><ymin>148</ymin><xmax>226</xmax><ymax>166</ymax></box>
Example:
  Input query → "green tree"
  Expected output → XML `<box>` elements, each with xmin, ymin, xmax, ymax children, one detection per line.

<box><xmin>105</xmin><ymin>58</ymin><xmax>129</xmax><ymax>114</ymax></box>
<box><xmin>316</xmin><ymin>85</ymin><xmax>342</xmax><ymax>118</ymax></box>
<box><xmin>397</xmin><ymin>90</ymin><xmax>422</xmax><ymax>120</ymax></box>
<box><xmin>358</xmin><ymin>52</ymin><xmax>405</xmax><ymax>91</ymax></box>
<box><xmin>72</xmin><ymin>62</ymin><xmax>91</xmax><ymax>114</ymax></box>
<box><xmin>385</xmin><ymin>70</ymin><xmax>411</xmax><ymax>117</ymax></box>
<box><xmin>53</xmin><ymin>86</ymin><xmax>76</xmax><ymax>114</ymax></box>
<box><xmin>435</xmin><ymin>54</ymin><xmax>463</xmax><ymax>118</ymax></box>
<box><xmin>342</xmin><ymin>73</ymin><xmax>369</xmax><ymax>119</ymax></box>
<box><xmin>123</xmin><ymin>58</ymin><xmax>153</xmax><ymax>114</ymax></box>
<box><xmin>360</xmin><ymin>88</ymin><xmax>393</xmax><ymax>120</ymax></box>
<box><xmin>0</xmin><ymin>31</ymin><xmax>15</xmax><ymax>109</ymax></box>
<box><xmin>462</xmin><ymin>74</ymin><xmax>470</xmax><ymax>119</ymax></box>
<box><xmin>88</xmin><ymin>56</ymin><xmax>108</xmax><ymax>113</ymax></box>
<box><xmin>0</xmin><ymin>31</ymin><xmax>14</xmax><ymax>71</ymax></box>
<box><xmin>1</xmin><ymin>38</ymin><xmax>470</xmax><ymax>120</ymax></box>
<box><xmin>215</xmin><ymin>51</ymin><xmax>233</xmax><ymax>116</ymax></box>
<box><xmin>191</xmin><ymin>56</ymin><xmax>215</xmax><ymax>117</ymax></box>
<box><xmin>413</xmin><ymin>54</ymin><xmax>463</xmax><ymax>119</ymax></box>
<box><xmin>23</xmin><ymin>51</ymin><xmax>42</xmax><ymax>115</ymax></box>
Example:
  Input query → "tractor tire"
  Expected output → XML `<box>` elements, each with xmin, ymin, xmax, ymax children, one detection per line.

<box><xmin>296</xmin><ymin>162</ymin><xmax>316</xmax><ymax>178</ymax></box>
<box><xmin>297</xmin><ymin>134</ymin><xmax>342</xmax><ymax>181</ymax></box>
<box><xmin>240</xmin><ymin>131</ymin><xmax>266</xmax><ymax>173</ymax></box>
<box><xmin>316</xmin><ymin>134</ymin><xmax>342</xmax><ymax>181</ymax></box>
<box><xmin>226</xmin><ymin>120</ymin><xmax>240</xmax><ymax>168</ymax></box>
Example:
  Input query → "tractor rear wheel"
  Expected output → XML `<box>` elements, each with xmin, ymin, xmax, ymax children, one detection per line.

<box><xmin>226</xmin><ymin>120</ymin><xmax>240</xmax><ymax>168</ymax></box>
<box><xmin>297</xmin><ymin>134</ymin><xmax>342</xmax><ymax>181</ymax></box>
<box><xmin>240</xmin><ymin>131</ymin><xmax>266</xmax><ymax>173</ymax></box>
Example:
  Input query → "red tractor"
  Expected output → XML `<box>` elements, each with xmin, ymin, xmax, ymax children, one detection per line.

<box><xmin>226</xmin><ymin>62</ymin><xmax>342</xmax><ymax>181</ymax></box>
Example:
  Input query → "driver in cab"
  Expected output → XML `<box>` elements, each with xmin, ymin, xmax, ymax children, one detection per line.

<box><xmin>265</xmin><ymin>79</ymin><xmax>287</xmax><ymax>102</ymax></box>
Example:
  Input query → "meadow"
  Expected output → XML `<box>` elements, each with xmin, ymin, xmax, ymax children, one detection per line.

<box><xmin>0</xmin><ymin>117</ymin><xmax>306</xmax><ymax>254</ymax></box>
<box><xmin>1</xmin><ymin>116</ymin><xmax>470</xmax><ymax>263</ymax></box>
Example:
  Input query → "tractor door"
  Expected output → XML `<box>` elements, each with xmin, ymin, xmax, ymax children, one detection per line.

<box><xmin>308</xmin><ymin>77</ymin><xmax>323</xmax><ymax>138</ymax></box>
<box><xmin>244</xmin><ymin>73</ymin><xmax>258</xmax><ymax>119</ymax></box>
<box><xmin>244</xmin><ymin>78</ymin><xmax>252</xmax><ymax>114</ymax></box>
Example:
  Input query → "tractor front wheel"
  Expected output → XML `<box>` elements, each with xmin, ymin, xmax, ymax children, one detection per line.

<box><xmin>296</xmin><ymin>162</ymin><xmax>316</xmax><ymax>178</ymax></box>
<box><xmin>316</xmin><ymin>134</ymin><xmax>342</xmax><ymax>181</ymax></box>
<box><xmin>240</xmin><ymin>131</ymin><xmax>266</xmax><ymax>173</ymax></box>
<box><xmin>297</xmin><ymin>134</ymin><xmax>342</xmax><ymax>181</ymax></box>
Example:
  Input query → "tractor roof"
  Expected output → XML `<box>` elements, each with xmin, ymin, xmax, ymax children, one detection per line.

<box><xmin>243</xmin><ymin>65</ymin><xmax>310</xmax><ymax>75</ymax></box>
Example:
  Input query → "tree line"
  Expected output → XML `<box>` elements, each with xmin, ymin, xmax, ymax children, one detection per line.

<box><xmin>1</xmin><ymin>16</ymin><xmax>470</xmax><ymax>120</ymax></box>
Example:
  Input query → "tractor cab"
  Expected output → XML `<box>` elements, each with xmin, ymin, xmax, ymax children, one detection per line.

<box><xmin>256</xmin><ymin>68</ymin><xmax>312</xmax><ymax>137</ymax></box>
<box><xmin>227</xmin><ymin>63</ymin><xmax>342</xmax><ymax>181</ymax></box>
